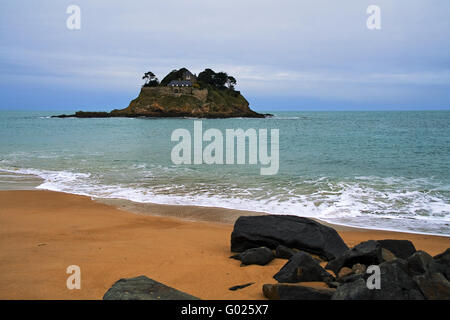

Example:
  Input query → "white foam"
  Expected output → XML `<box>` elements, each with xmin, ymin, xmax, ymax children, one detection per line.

<box><xmin>1</xmin><ymin>166</ymin><xmax>449</xmax><ymax>236</ymax></box>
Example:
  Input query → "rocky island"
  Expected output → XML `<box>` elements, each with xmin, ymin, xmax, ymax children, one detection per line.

<box><xmin>55</xmin><ymin>68</ymin><xmax>269</xmax><ymax>118</ymax></box>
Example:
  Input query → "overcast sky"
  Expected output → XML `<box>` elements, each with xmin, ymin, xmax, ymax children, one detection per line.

<box><xmin>1</xmin><ymin>0</ymin><xmax>449</xmax><ymax>111</ymax></box>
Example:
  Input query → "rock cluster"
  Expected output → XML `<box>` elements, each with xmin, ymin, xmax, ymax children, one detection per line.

<box><xmin>230</xmin><ymin>215</ymin><xmax>450</xmax><ymax>300</ymax></box>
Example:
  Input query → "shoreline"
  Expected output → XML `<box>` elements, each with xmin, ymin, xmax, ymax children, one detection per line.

<box><xmin>1</xmin><ymin>189</ymin><xmax>449</xmax><ymax>300</ymax></box>
<box><xmin>1</xmin><ymin>168</ymin><xmax>448</xmax><ymax>237</ymax></box>
<box><xmin>95</xmin><ymin>197</ymin><xmax>450</xmax><ymax>237</ymax></box>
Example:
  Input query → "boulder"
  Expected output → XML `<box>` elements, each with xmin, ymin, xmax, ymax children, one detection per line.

<box><xmin>381</xmin><ymin>248</ymin><xmax>396</xmax><ymax>262</ymax></box>
<box><xmin>331</xmin><ymin>278</ymin><xmax>373</xmax><ymax>300</ymax></box>
<box><xmin>275</xmin><ymin>245</ymin><xmax>297</xmax><ymax>259</ymax></box>
<box><xmin>326</xmin><ymin>240</ymin><xmax>383</xmax><ymax>275</ymax></box>
<box><xmin>407</xmin><ymin>251</ymin><xmax>433</xmax><ymax>276</ymax></box>
<box><xmin>377</xmin><ymin>239</ymin><xmax>416</xmax><ymax>259</ymax></box>
<box><xmin>263</xmin><ymin>283</ymin><xmax>335</xmax><ymax>300</ymax></box>
<box><xmin>103</xmin><ymin>276</ymin><xmax>200</xmax><ymax>300</ymax></box>
<box><xmin>352</xmin><ymin>263</ymin><xmax>367</xmax><ymax>275</ymax></box>
<box><xmin>431</xmin><ymin>248</ymin><xmax>450</xmax><ymax>281</ymax></box>
<box><xmin>332</xmin><ymin>259</ymin><xmax>424</xmax><ymax>300</ymax></box>
<box><xmin>434</xmin><ymin>248</ymin><xmax>450</xmax><ymax>264</ymax></box>
<box><xmin>273</xmin><ymin>252</ymin><xmax>334</xmax><ymax>283</ymax></box>
<box><xmin>337</xmin><ymin>273</ymin><xmax>364</xmax><ymax>284</ymax></box>
<box><xmin>337</xmin><ymin>267</ymin><xmax>353</xmax><ymax>279</ymax></box>
<box><xmin>374</xmin><ymin>259</ymin><xmax>424</xmax><ymax>299</ymax></box>
<box><xmin>231</xmin><ymin>215</ymin><xmax>349</xmax><ymax>261</ymax></box>
<box><xmin>231</xmin><ymin>247</ymin><xmax>274</xmax><ymax>266</ymax></box>
<box><xmin>328</xmin><ymin>282</ymin><xmax>341</xmax><ymax>289</ymax></box>
<box><xmin>413</xmin><ymin>272</ymin><xmax>450</xmax><ymax>300</ymax></box>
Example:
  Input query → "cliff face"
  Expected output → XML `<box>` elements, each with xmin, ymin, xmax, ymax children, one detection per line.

<box><xmin>110</xmin><ymin>86</ymin><xmax>265</xmax><ymax>118</ymax></box>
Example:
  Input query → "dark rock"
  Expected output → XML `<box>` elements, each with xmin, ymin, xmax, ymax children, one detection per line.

<box><xmin>54</xmin><ymin>111</ymin><xmax>111</xmax><ymax>118</ymax></box>
<box><xmin>431</xmin><ymin>248</ymin><xmax>450</xmax><ymax>281</ymax></box>
<box><xmin>229</xmin><ymin>283</ymin><xmax>254</xmax><ymax>291</ymax></box>
<box><xmin>338</xmin><ymin>273</ymin><xmax>364</xmax><ymax>284</ymax></box>
<box><xmin>273</xmin><ymin>252</ymin><xmax>334</xmax><ymax>283</ymax></box>
<box><xmin>229</xmin><ymin>253</ymin><xmax>241</xmax><ymax>260</ymax></box>
<box><xmin>407</xmin><ymin>251</ymin><xmax>433</xmax><ymax>276</ymax></box>
<box><xmin>332</xmin><ymin>259</ymin><xmax>424</xmax><ymax>300</ymax></box>
<box><xmin>326</xmin><ymin>240</ymin><xmax>383</xmax><ymax>275</ymax></box>
<box><xmin>328</xmin><ymin>282</ymin><xmax>341</xmax><ymax>289</ymax></box>
<box><xmin>332</xmin><ymin>278</ymin><xmax>373</xmax><ymax>300</ymax></box>
<box><xmin>434</xmin><ymin>248</ymin><xmax>450</xmax><ymax>264</ymax></box>
<box><xmin>231</xmin><ymin>247</ymin><xmax>274</xmax><ymax>266</ymax></box>
<box><xmin>337</xmin><ymin>267</ymin><xmax>353</xmax><ymax>279</ymax></box>
<box><xmin>377</xmin><ymin>239</ymin><xmax>416</xmax><ymax>259</ymax></box>
<box><xmin>103</xmin><ymin>276</ymin><xmax>200</xmax><ymax>300</ymax></box>
<box><xmin>231</xmin><ymin>215</ymin><xmax>349</xmax><ymax>261</ymax></box>
<box><xmin>275</xmin><ymin>245</ymin><xmax>296</xmax><ymax>259</ymax></box>
<box><xmin>352</xmin><ymin>263</ymin><xmax>367</xmax><ymax>275</ymax></box>
<box><xmin>381</xmin><ymin>248</ymin><xmax>396</xmax><ymax>262</ymax></box>
<box><xmin>413</xmin><ymin>272</ymin><xmax>450</xmax><ymax>300</ymax></box>
<box><xmin>375</xmin><ymin>259</ymin><xmax>424</xmax><ymax>299</ymax></box>
<box><xmin>263</xmin><ymin>283</ymin><xmax>335</xmax><ymax>300</ymax></box>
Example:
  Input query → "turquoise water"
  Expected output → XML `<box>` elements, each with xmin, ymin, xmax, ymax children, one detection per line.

<box><xmin>0</xmin><ymin>110</ymin><xmax>449</xmax><ymax>235</ymax></box>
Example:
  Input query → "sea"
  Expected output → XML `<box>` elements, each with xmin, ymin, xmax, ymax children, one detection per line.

<box><xmin>0</xmin><ymin>110</ymin><xmax>449</xmax><ymax>235</ymax></box>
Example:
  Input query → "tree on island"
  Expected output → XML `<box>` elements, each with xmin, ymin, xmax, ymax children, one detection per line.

<box><xmin>197</xmin><ymin>69</ymin><xmax>237</xmax><ymax>90</ymax></box>
<box><xmin>197</xmin><ymin>68</ymin><xmax>215</xmax><ymax>85</ymax></box>
<box><xmin>226</xmin><ymin>76</ymin><xmax>237</xmax><ymax>89</ymax></box>
<box><xmin>142</xmin><ymin>71</ymin><xmax>159</xmax><ymax>87</ymax></box>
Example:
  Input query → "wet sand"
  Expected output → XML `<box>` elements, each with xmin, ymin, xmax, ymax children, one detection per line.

<box><xmin>0</xmin><ymin>190</ymin><xmax>449</xmax><ymax>300</ymax></box>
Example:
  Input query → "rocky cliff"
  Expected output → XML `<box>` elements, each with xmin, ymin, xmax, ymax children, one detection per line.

<box><xmin>111</xmin><ymin>86</ymin><xmax>265</xmax><ymax>118</ymax></box>
<box><xmin>55</xmin><ymin>86</ymin><xmax>267</xmax><ymax>119</ymax></box>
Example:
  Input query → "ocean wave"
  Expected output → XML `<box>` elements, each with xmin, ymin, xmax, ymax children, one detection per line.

<box><xmin>0</xmin><ymin>166</ymin><xmax>449</xmax><ymax>235</ymax></box>
<box><xmin>269</xmin><ymin>116</ymin><xmax>301</xmax><ymax>120</ymax></box>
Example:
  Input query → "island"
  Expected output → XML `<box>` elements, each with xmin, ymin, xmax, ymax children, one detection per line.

<box><xmin>54</xmin><ymin>68</ymin><xmax>270</xmax><ymax>118</ymax></box>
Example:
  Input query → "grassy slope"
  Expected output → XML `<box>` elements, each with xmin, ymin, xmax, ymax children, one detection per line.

<box><xmin>113</xmin><ymin>86</ymin><xmax>257</xmax><ymax>117</ymax></box>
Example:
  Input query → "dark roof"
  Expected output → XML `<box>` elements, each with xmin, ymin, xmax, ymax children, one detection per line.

<box><xmin>167</xmin><ymin>80</ymin><xmax>192</xmax><ymax>87</ymax></box>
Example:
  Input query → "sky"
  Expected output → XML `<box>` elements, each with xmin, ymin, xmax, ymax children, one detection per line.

<box><xmin>0</xmin><ymin>0</ymin><xmax>449</xmax><ymax>111</ymax></box>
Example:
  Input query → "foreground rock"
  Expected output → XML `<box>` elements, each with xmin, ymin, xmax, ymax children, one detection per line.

<box><xmin>407</xmin><ymin>251</ymin><xmax>434</xmax><ymax>276</ymax></box>
<box><xmin>377</xmin><ymin>239</ymin><xmax>416</xmax><ymax>259</ymax></box>
<box><xmin>274</xmin><ymin>252</ymin><xmax>334</xmax><ymax>283</ymax></box>
<box><xmin>432</xmin><ymin>248</ymin><xmax>450</xmax><ymax>281</ymax></box>
<box><xmin>332</xmin><ymin>252</ymin><xmax>450</xmax><ymax>300</ymax></box>
<box><xmin>263</xmin><ymin>284</ymin><xmax>335</xmax><ymax>300</ymax></box>
<box><xmin>332</xmin><ymin>259</ymin><xmax>425</xmax><ymax>300</ymax></box>
<box><xmin>413</xmin><ymin>272</ymin><xmax>450</xmax><ymax>300</ymax></box>
<box><xmin>231</xmin><ymin>215</ymin><xmax>349</xmax><ymax>261</ymax></box>
<box><xmin>325</xmin><ymin>240</ymin><xmax>384</xmax><ymax>275</ymax></box>
<box><xmin>434</xmin><ymin>248</ymin><xmax>450</xmax><ymax>265</ymax></box>
<box><xmin>103</xmin><ymin>276</ymin><xmax>200</xmax><ymax>300</ymax></box>
<box><xmin>230</xmin><ymin>247</ymin><xmax>274</xmax><ymax>266</ymax></box>
<box><xmin>275</xmin><ymin>245</ymin><xmax>297</xmax><ymax>259</ymax></box>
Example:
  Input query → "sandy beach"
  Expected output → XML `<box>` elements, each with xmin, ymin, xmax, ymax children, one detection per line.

<box><xmin>0</xmin><ymin>190</ymin><xmax>449</xmax><ymax>300</ymax></box>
